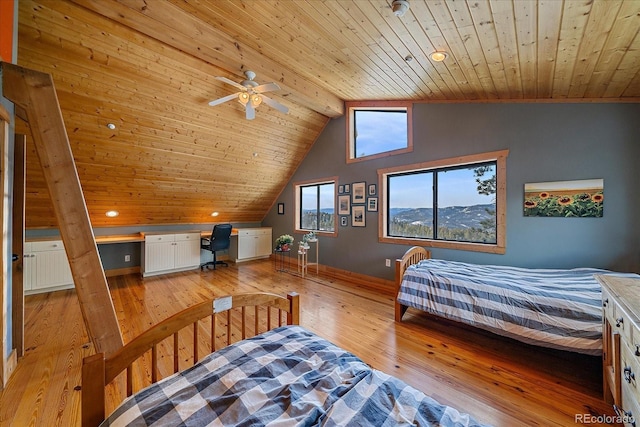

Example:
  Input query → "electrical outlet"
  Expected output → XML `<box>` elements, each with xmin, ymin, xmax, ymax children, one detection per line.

<box><xmin>124</xmin><ymin>254</ymin><xmax>131</xmax><ymax>262</ymax></box>
<box><xmin>385</xmin><ymin>258</ymin><xmax>391</xmax><ymax>267</ymax></box>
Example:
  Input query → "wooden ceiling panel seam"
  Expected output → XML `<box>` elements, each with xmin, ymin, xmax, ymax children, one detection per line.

<box><xmin>367</xmin><ymin>0</ymin><xmax>464</xmax><ymax>100</ymax></box>
<box><xmin>185</xmin><ymin>0</ymin><xmax>362</xmax><ymax>98</ymax></box>
<box><xmin>465</xmin><ymin>0</ymin><xmax>513</xmax><ymax>99</ymax></box>
<box><xmin>414</xmin><ymin>0</ymin><xmax>486</xmax><ymax>100</ymax></box>
<box><xmin>585</xmin><ymin>1</ymin><xmax>640</xmax><ymax>98</ymax></box>
<box><xmin>567</xmin><ymin>1</ymin><xmax>624</xmax><ymax>98</ymax></box>
<box><xmin>69</xmin><ymin>0</ymin><xmax>345</xmax><ymax>117</ymax></box>
<box><xmin>340</xmin><ymin>1</ymin><xmax>441</xmax><ymax>99</ymax></box>
<box><xmin>486</xmin><ymin>0</ymin><xmax>525</xmax><ymax>99</ymax></box>
<box><xmin>536</xmin><ymin>0</ymin><xmax>563</xmax><ymax>99</ymax></box>
<box><xmin>551</xmin><ymin>1</ymin><xmax>594</xmax><ymax>98</ymax></box>
<box><xmin>301</xmin><ymin>0</ymin><xmax>411</xmax><ymax>99</ymax></box>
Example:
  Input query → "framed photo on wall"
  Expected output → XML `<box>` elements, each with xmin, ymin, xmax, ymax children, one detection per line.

<box><xmin>352</xmin><ymin>182</ymin><xmax>366</xmax><ymax>204</ymax></box>
<box><xmin>338</xmin><ymin>195</ymin><xmax>351</xmax><ymax>215</ymax></box>
<box><xmin>367</xmin><ymin>197</ymin><xmax>378</xmax><ymax>212</ymax></box>
<box><xmin>344</xmin><ymin>184</ymin><xmax>350</xmax><ymax>193</ymax></box>
<box><xmin>352</xmin><ymin>205</ymin><xmax>365</xmax><ymax>227</ymax></box>
<box><xmin>368</xmin><ymin>184</ymin><xmax>376</xmax><ymax>196</ymax></box>
<box><xmin>277</xmin><ymin>203</ymin><xmax>285</xmax><ymax>215</ymax></box>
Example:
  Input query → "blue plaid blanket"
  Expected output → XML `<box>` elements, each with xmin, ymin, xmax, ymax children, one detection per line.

<box><xmin>397</xmin><ymin>259</ymin><xmax>620</xmax><ymax>355</ymax></box>
<box><xmin>102</xmin><ymin>325</ymin><xmax>489</xmax><ymax>426</ymax></box>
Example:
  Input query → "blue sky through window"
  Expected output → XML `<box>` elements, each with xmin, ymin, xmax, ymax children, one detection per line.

<box><xmin>389</xmin><ymin>165</ymin><xmax>495</xmax><ymax>208</ymax></box>
<box><xmin>354</xmin><ymin>110</ymin><xmax>407</xmax><ymax>157</ymax></box>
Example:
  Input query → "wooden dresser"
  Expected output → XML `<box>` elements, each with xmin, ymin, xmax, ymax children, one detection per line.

<box><xmin>598</xmin><ymin>274</ymin><xmax>640</xmax><ymax>426</ymax></box>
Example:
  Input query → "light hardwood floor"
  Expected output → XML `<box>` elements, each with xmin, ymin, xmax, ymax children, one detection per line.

<box><xmin>1</xmin><ymin>259</ymin><xmax>616</xmax><ymax>426</ymax></box>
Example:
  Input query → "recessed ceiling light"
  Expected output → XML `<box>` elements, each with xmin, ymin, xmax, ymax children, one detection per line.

<box><xmin>105</xmin><ymin>210</ymin><xmax>119</xmax><ymax>217</ymax></box>
<box><xmin>211</xmin><ymin>212</ymin><xmax>219</xmax><ymax>217</ymax></box>
<box><xmin>107</xmin><ymin>123</ymin><xmax>116</xmax><ymax>130</ymax></box>
<box><xmin>430</xmin><ymin>51</ymin><xmax>448</xmax><ymax>62</ymax></box>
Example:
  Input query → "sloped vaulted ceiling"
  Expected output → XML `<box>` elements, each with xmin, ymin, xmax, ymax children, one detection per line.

<box><xmin>15</xmin><ymin>0</ymin><xmax>640</xmax><ymax>228</ymax></box>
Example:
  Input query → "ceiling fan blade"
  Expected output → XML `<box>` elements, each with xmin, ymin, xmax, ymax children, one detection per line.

<box><xmin>253</xmin><ymin>82</ymin><xmax>280</xmax><ymax>93</ymax></box>
<box><xmin>208</xmin><ymin>93</ymin><xmax>239</xmax><ymax>107</ymax></box>
<box><xmin>261</xmin><ymin>95</ymin><xmax>289</xmax><ymax>114</ymax></box>
<box><xmin>215</xmin><ymin>76</ymin><xmax>246</xmax><ymax>91</ymax></box>
<box><xmin>245</xmin><ymin>102</ymin><xmax>256</xmax><ymax>120</ymax></box>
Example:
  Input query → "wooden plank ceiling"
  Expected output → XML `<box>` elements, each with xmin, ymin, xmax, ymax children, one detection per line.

<box><xmin>16</xmin><ymin>0</ymin><xmax>640</xmax><ymax>228</ymax></box>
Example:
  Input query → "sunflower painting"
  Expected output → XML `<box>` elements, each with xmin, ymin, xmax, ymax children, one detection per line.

<box><xmin>524</xmin><ymin>179</ymin><xmax>604</xmax><ymax>217</ymax></box>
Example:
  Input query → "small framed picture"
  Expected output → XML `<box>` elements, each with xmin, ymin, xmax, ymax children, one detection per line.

<box><xmin>352</xmin><ymin>182</ymin><xmax>366</xmax><ymax>204</ymax></box>
<box><xmin>277</xmin><ymin>203</ymin><xmax>285</xmax><ymax>215</ymax></box>
<box><xmin>368</xmin><ymin>184</ymin><xmax>376</xmax><ymax>196</ymax></box>
<box><xmin>338</xmin><ymin>184</ymin><xmax>344</xmax><ymax>194</ymax></box>
<box><xmin>340</xmin><ymin>216</ymin><xmax>348</xmax><ymax>227</ymax></box>
<box><xmin>367</xmin><ymin>197</ymin><xmax>378</xmax><ymax>212</ymax></box>
<box><xmin>352</xmin><ymin>205</ymin><xmax>366</xmax><ymax>227</ymax></box>
<box><xmin>338</xmin><ymin>195</ymin><xmax>351</xmax><ymax>215</ymax></box>
<box><xmin>344</xmin><ymin>184</ymin><xmax>350</xmax><ymax>193</ymax></box>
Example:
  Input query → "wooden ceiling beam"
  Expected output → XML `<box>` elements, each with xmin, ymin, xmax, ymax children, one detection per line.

<box><xmin>1</xmin><ymin>62</ymin><xmax>124</xmax><ymax>356</ymax></box>
<box><xmin>69</xmin><ymin>0</ymin><xmax>344</xmax><ymax>118</ymax></box>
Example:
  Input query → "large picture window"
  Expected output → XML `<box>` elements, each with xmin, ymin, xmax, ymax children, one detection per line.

<box><xmin>379</xmin><ymin>150</ymin><xmax>508</xmax><ymax>254</ymax></box>
<box><xmin>347</xmin><ymin>101</ymin><xmax>412</xmax><ymax>163</ymax></box>
<box><xmin>294</xmin><ymin>177</ymin><xmax>337</xmax><ymax>236</ymax></box>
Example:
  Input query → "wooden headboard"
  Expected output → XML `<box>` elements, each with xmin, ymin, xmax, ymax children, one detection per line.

<box><xmin>394</xmin><ymin>246</ymin><xmax>431</xmax><ymax>321</ymax></box>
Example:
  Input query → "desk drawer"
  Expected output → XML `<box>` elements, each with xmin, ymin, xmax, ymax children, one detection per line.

<box><xmin>29</xmin><ymin>240</ymin><xmax>65</xmax><ymax>252</ymax></box>
<box><xmin>145</xmin><ymin>234</ymin><xmax>175</xmax><ymax>243</ymax></box>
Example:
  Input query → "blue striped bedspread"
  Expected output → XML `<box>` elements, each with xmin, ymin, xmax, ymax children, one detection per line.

<box><xmin>102</xmin><ymin>325</ymin><xmax>489</xmax><ymax>426</ymax></box>
<box><xmin>396</xmin><ymin>259</ymin><xmax>624</xmax><ymax>356</ymax></box>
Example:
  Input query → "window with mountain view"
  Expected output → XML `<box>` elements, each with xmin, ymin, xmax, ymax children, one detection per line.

<box><xmin>346</xmin><ymin>101</ymin><xmax>412</xmax><ymax>163</ymax></box>
<box><xmin>379</xmin><ymin>150</ymin><xmax>508</xmax><ymax>253</ymax></box>
<box><xmin>294</xmin><ymin>178</ymin><xmax>337</xmax><ymax>235</ymax></box>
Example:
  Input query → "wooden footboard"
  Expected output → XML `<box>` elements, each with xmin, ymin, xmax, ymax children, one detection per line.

<box><xmin>394</xmin><ymin>247</ymin><xmax>431</xmax><ymax>321</ymax></box>
<box><xmin>82</xmin><ymin>292</ymin><xmax>300</xmax><ymax>427</ymax></box>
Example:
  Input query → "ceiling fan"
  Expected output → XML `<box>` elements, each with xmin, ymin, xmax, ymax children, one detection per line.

<box><xmin>209</xmin><ymin>70</ymin><xmax>289</xmax><ymax>120</ymax></box>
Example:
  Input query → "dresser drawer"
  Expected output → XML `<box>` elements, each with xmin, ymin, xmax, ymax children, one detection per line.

<box><xmin>618</xmin><ymin>382</ymin><xmax>640</xmax><ymax>427</ymax></box>
<box><xmin>613</xmin><ymin>301</ymin><xmax>633</xmax><ymax>344</ymax></box>
<box><xmin>602</xmin><ymin>286</ymin><xmax>616</xmax><ymax>324</ymax></box>
<box><xmin>622</xmin><ymin>339</ymin><xmax>640</xmax><ymax>403</ymax></box>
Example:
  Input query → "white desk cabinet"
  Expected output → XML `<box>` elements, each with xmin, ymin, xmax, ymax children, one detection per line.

<box><xmin>142</xmin><ymin>232</ymin><xmax>200</xmax><ymax>277</ymax></box>
<box><xmin>231</xmin><ymin>228</ymin><xmax>272</xmax><ymax>262</ymax></box>
<box><xmin>24</xmin><ymin>240</ymin><xmax>74</xmax><ymax>294</ymax></box>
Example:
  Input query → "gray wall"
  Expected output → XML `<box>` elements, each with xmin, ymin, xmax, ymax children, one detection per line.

<box><xmin>264</xmin><ymin>102</ymin><xmax>640</xmax><ymax>280</ymax></box>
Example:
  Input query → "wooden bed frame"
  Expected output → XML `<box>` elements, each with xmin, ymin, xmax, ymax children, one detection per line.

<box><xmin>394</xmin><ymin>246</ymin><xmax>431</xmax><ymax>322</ymax></box>
<box><xmin>82</xmin><ymin>292</ymin><xmax>300</xmax><ymax>427</ymax></box>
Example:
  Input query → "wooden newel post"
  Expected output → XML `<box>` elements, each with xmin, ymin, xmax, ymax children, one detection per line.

<box><xmin>1</xmin><ymin>62</ymin><xmax>123</xmax><ymax>356</ymax></box>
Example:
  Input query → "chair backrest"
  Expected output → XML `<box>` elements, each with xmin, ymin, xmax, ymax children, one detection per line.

<box><xmin>210</xmin><ymin>224</ymin><xmax>233</xmax><ymax>251</ymax></box>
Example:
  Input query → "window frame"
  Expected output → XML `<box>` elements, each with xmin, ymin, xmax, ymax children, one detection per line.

<box><xmin>346</xmin><ymin>101</ymin><xmax>413</xmax><ymax>164</ymax></box>
<box><xmin>377</xmin><ymin>150</ymin><xmax>509</xmax><ymax>254</ymax></box>
<box><xmin>294</xmin><ymin>176</ymin><xmax>338</xmax><ymax>237</ymax></box>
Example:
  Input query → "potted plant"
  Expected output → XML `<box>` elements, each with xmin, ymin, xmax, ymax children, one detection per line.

<box><xmin>275</xmin><ymin>234</ymin><xmax>294</xmax><ymax>251</ymax></box>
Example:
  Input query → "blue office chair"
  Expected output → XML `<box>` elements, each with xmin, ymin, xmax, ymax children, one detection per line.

<box><xmin>200</xmin><ymin>224</ymin><xmax>233</xmax><ymax>270</ymax></box>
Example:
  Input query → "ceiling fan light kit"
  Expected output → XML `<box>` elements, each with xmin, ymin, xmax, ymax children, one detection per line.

<box><xmin>210</xmin><ymin>70</ymin><xmax>288</xmax><ymax>120</ymax></box>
